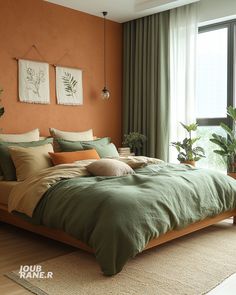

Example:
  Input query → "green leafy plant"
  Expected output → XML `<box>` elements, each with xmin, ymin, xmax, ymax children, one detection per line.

<box><xmin>171</xmin><ymin>123</ymin><xmax>205</xmax><ymax>163</ymax></box>
<box><xmin>62</xmin><ymin>72</ymin><xmax>77</xmax><ymax>98</ymax></box>
<box><xmin>0</xmin><ymin>87</ymin><xmax>4</xmax><ymax>118</ymax></box>
<box><xmin>123</xmin><ymin>132</ymin><xmax>146</xmax><ymax>155</ymax></box>
<box><xmin>210</xmin><ymin>106</ymin><xmax>236</xmax><ymax>173</ymax></box>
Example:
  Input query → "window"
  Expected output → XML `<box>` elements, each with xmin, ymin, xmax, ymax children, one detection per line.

<box><xmin>196</xmin><ymin>21</ymin><xmax>236</xmax><ymax>171</ymax></box>
<box><xmin>196</xmin><ymin>28</ymin><xmax>228</xmax><ymax>119</ymax></box>
<box><xmin>196</xmin><ymin>126</ymin><xmax>226</xmax><ymax>172</ymax></box>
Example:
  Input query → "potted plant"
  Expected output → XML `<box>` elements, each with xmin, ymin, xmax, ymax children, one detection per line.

<box><xmin>171</xmin><ymin>123</ymin><xmax>205</xmax><ymax>166</ymax></box>
<box><xmin>0</xmin><ymin>87</ymin><xmax>4</xmax><ymax>118</ymax></box>
<box><xmin>123</xmin><ymin>132</ymin><xmax>146</xmax><ymax>155</ymax></box>
<box><xmin>210</xmin><ymin>106</ymin><xmax>236</xmax><ymax>178</ymax></box>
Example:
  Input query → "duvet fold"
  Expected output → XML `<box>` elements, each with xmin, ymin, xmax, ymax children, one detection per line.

<box><xmin>8</xmin><ymin>162</ymin><xmax>91</xmax><ymax>216</ymax></box>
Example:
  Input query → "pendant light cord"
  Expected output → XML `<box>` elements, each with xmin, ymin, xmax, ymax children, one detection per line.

<box><xmin>103</xmin><ymin>12</ymin><xmax>107</xmax><ymax>88</ymax></box>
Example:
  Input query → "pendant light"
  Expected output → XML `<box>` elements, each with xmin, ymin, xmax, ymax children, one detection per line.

<box><xmin>101</xmin><ymin>11</ymin><xmax>110</xmax><ymax>100</ymax></box>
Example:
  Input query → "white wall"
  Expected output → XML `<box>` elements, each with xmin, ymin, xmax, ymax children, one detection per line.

<box><xmin>198</xmin><ymin>0</ymin><xmax>236</xmax><ymax>26</ymax></box>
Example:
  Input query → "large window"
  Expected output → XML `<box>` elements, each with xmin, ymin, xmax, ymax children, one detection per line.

<box><xmin>196</xmin><ymin>21</ymin><xmax>235</xmax><ymax>171</ymax></box>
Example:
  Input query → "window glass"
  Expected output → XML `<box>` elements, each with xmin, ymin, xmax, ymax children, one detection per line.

<box><xmin>196</xmin><ymin>28</ymin><xmax>228</xmax><ymax>118</ymax></box>
<box><xmin>196</xmin><ymin>126</ymin><xmax>227</xmax><ymax>172</ymax></box>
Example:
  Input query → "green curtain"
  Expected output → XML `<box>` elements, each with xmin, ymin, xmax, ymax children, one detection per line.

<box><xmin>123</xmin><ymin>11</ymin><xmax>170</xmax><ymax>161</ymax></box>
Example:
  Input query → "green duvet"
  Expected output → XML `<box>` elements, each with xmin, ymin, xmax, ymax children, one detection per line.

<box><xmin>31</xmin><ymin>163</ymin><xmax>236</xmax><ymax>275</ymax></box>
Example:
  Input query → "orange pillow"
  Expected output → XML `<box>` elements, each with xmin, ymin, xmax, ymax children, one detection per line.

<box><xmin>49</xmin><ymin>149</ymin><xmax>100</xmax><ymax>165</ymax></box>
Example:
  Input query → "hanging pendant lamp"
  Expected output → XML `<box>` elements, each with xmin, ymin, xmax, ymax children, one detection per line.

<box><xmin>101</xmin><ymin>11</ymin><xmax>110</xmax><ymax>100</ymax></box>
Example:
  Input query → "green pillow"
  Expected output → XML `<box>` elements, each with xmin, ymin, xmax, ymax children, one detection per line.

<box><xmin>55</xmin><ymin>137</ymin><xmax>111</xmax><ymax>152</ymax></box>
<box><xmin>82</xmin><ymin>143</ymin><xmax>119</xmax><ymax>158</ymax></box>
<box><xmin>54</xmin><ymin>138</ymin><xmax>84</xmax><ymax>152</ymax></box>
<box><xmin>81</xmin><ymin>137</ymin><xmax>111</xmax><ymax>146</ymax></box>
<box><xmin>0</xmin><ymin>138</ymin><xmax>53</xmax><ymax>181</ymax></box>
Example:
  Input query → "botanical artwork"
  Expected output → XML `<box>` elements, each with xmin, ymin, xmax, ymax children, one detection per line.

<box><xmin>56</xmin><ymin>66</ymin><xmax>83</xmax><ymax>105</ymax></box>
<box><xmin>18</xmin><ymin>59</ymin><xmax>50</xmax><ymax>104</ymax></box>
<box><xmin>62</xmin><ymin>72</ymin><xmax>77</xmax><ymax>98</ymax></box>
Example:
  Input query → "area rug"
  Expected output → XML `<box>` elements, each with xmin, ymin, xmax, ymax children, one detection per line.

<box><xmin>5</xmin><ymin>222</ymin><xmax>236</xmax><ymax>295</ymax></box>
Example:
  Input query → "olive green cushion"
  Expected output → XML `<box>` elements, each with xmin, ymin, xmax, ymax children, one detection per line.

<box><xmin>82</xmin><ymin>137</ymin><xmax>111</xmax><ymax>145</ymax></box>
<box><xmin>55</xmin><ymin>137</ymin><xmax>111</xmax><ymax>152</ymax></box>
<box><xmin>82</xmin><ymin>142</ymin><xmax>119</xmax><ymax>158</ymax></box>
<box><xmin>0</xmin><ymin>138</ymin><xmax>53</xmax><ymax>181</ymax></box>
<box><xmin>53</xmin><ymin>139</ymin><xmax>84</xmax><ymax>152</ymax></box>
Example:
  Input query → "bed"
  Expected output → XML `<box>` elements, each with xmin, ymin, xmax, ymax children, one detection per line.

<box><xmin>1</xmin><ymin>161</ymin><xmax>236</xmax><ymax>276</ymax></box>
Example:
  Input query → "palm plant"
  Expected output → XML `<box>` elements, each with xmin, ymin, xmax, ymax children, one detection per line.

<box><xmin>171</xmin><ymin>123</ymin><xmax>205</xmax><ymax>164</ymax></box>
<box><xmin>210</xmin><ymin>106</ymin><xmax>236</xmax><ymax>173</ymax></box>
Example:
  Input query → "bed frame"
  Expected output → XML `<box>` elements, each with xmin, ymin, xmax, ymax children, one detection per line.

<box><xmin>0</xmin><ymin>203</ymin><xmax>235</xmax><ymax>253</ymax></box>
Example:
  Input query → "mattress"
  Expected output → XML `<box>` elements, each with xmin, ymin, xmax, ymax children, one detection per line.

<box><xmin>0</xmin><ymin>181</ymin><xmax>18</xmax><ymax>205</ymax></box>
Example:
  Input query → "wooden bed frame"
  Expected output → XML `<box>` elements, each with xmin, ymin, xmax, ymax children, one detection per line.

<box><xmin>0</xmin><ymin>203</ymin><xmax>236</xmax><ymax>253</ymax></box>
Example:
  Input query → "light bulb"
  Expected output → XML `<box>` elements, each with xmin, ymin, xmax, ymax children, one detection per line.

<box><xmin>101</xmin><ymin>87</ymin><xmax>110</xmax><ymax>100</ymax></box>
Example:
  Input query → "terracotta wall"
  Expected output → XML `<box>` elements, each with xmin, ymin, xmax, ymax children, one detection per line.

<box><xmin>0</xmin><ymin>0</ymin><xmax>122</xmax><ymax>145</ymax></box>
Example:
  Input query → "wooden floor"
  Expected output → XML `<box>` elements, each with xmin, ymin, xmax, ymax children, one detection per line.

<box><xmin>0</xmin><ymin>222</ymin><xmax>75</xmax><ymax>295</ymax></box>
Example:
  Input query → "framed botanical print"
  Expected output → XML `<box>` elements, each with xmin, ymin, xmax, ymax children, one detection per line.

<box><xmin>56</xmin><ymin>66</ymin><xmax>83</xmax><ymax>105</ymax></box>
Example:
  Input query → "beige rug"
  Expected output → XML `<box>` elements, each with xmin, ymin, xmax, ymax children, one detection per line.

<box><xmin>6</xmin><ymin>221</ymin><xmax>236</xmax><ymax>295</ymax></box>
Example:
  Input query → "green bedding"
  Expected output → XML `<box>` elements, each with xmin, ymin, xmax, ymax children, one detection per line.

<box><xmin>31</xmin><ymin>163</ymin><xmax>236</xmax><ymax>275</ymax></box>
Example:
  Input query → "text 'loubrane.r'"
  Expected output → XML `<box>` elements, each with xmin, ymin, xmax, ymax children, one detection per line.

<box><xmin>19</xmin><ymin>265</ymin><xmax>53</xmax><ymax>279</ymax></box>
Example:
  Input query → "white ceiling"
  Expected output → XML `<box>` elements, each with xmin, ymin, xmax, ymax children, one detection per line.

<box><xmin>45</xmin><ymin>0</ymin><xmax>200</xmax><ymax>23</ymax></box>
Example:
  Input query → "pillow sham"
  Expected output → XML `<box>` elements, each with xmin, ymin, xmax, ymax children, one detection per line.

<box><xmin>0</xmin><ymin>129</ymin><xmax>40</xmax><ymax>142</ymax></box>
<box><xmin>53</xmin><ymin>138</ymin><xmax>84</xmax><ymax>152</ymax></box>
<box><xmin>55</xmin><ymin>137</ymin><xmax>111</xmax><ymax>152</ymax></box>
<box><xmin>0</xmin><ymin>138</ymin><xmax>53</xmax><ymax>181</ymax></box>
<box><xmin>81</xmin><ymin>137</ymin><xmax>111</xmax><ymax>146</ymax></box>
<box><xmin>49</xmin><ymin>128</ymin><xmax>93</xmax><ymax>141</ymax></box>
<box><xmin>9</xmin><ymin>144</ymin><xmax>53</xmax><ymax>181</ymax></box>
<box><xmin>87</xmin><ymin>159</ymin><xmax>135</xmax><ymax>177</ymax></box>
<box><xmin>0</xmin><ymin>129</ymin><xmax>42</xmax><ymax>179</ymax></box>
<box><xmin>49</xmin><ymin>149</ymin><xmax>100</xmax><ymax>165</ymax></box>
<box><xmin>82</xmin><ymin>142</ymin><xmax>119</xmax><ymax>158</ymax></box>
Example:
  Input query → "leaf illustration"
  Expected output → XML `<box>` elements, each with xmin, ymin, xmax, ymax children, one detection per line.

<box><xmin>25</xmin><ymin>67</ymin><xmax>45</xmax><ymax>98</ymax></box>
<box><xmin>62</xmin><ymin>72</ymin><xmax>78</xmax><ymax>97</ymax></box>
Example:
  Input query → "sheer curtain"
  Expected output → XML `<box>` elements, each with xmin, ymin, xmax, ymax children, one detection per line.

<box><xmin>169</xmin><ymin>3</ymin><xmax>198</xmax><ymax>162</ymax></box>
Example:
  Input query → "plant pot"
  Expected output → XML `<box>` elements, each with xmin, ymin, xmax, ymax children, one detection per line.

<box><xmin>227</xmin><ymin>172</ymin><xmax>236</xmax><ymax>179</ymax></box>
<box><xmin>180</xmin><ymin>160</ymin><xmax>195</xmax><ymax>167</ymax></box>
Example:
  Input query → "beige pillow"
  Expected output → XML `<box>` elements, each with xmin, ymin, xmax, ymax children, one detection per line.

<box><xmin>87</xmin><ymin>159</ymin><xmax>135</xmax><ymax>177</ymax></box>
<box><xmin>49</xmin><ymin>128</ymin><xmax>93</xmax><ymax>141</ymax></box>
<box><xmin>119</xmin><ymin>156</ymin><xmax>164</xmax><ymax>169</ymax></box>
<box><xmin>0</xmin><ymin>129</ymin><xmax>40</xmax><ymax>142</ymax></box>
<box><xmin>8</xmin><ymin>144</ymin><xmax>53</xmax><ymax>181</ymax></box>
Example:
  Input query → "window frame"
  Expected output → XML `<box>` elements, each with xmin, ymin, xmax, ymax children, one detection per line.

<box><xmin>196</xmin><ymin>20</ymin><xmax>236</xmax><ymax>128</ymax></box>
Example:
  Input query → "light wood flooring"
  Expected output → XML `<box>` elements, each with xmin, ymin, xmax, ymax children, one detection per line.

<box><xmin>0</xmin><ymin>222</ymin><xmax>75</xmax><ymax>295</ymax></box>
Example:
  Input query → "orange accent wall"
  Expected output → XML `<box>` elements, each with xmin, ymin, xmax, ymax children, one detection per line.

<box><xmin>0</xmin><ymin>0</ymin><xmax>122</xmax><ymax>146</ymax></box>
